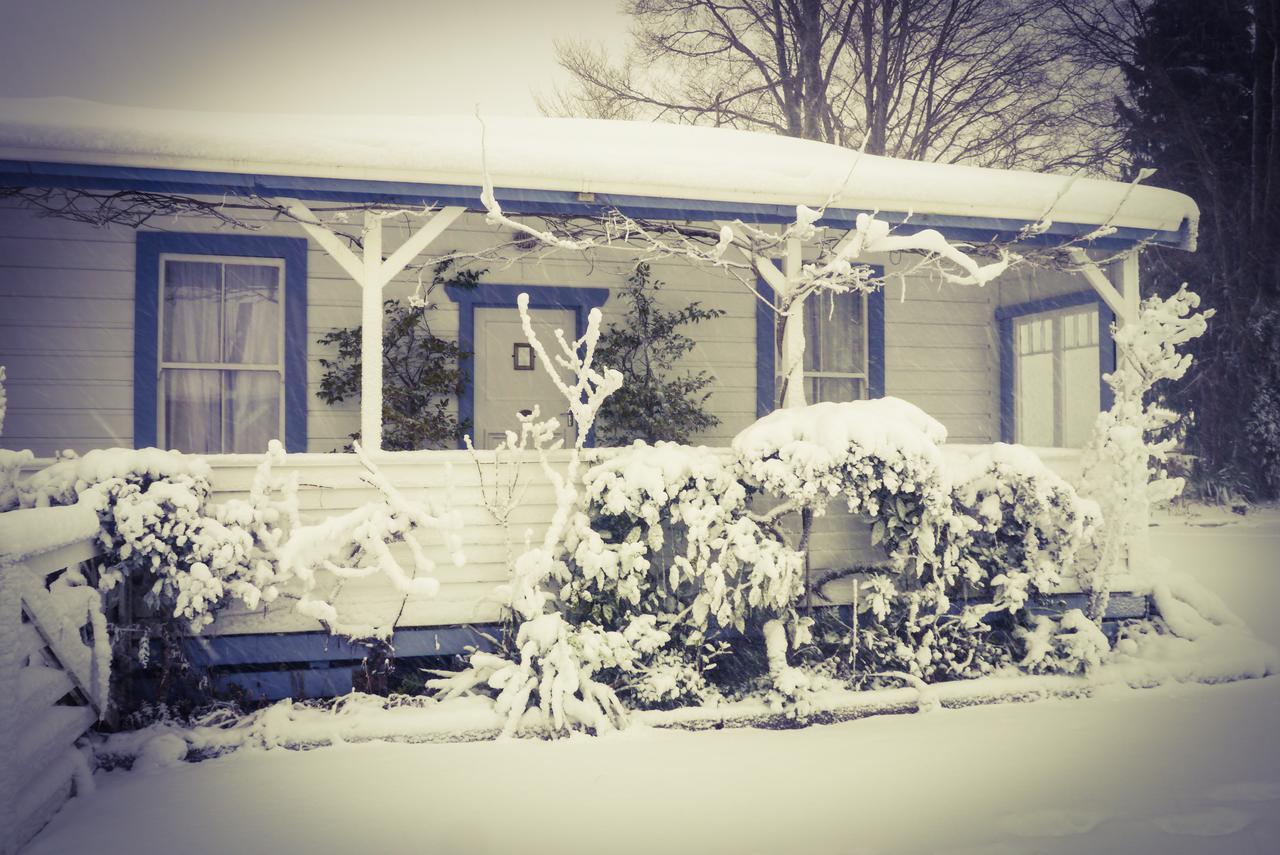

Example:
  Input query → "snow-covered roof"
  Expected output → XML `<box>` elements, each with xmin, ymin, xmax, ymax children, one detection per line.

<box><xmin>0</xmin><ymin>97</ymin><xmax>1197</xmax><ymax>248</ymax></box>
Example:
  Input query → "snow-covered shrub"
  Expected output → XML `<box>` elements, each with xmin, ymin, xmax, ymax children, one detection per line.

<box><xmin>0</xmin><ymin>448</ymin><xmax>32</xmax><ymax>512</ymax></box>
<box><xmin>430</xmin><ymin>295</ymin><xmax>634</xmax><ymax>735</ymax></box>
<box><xmin>1015</xmin><ymin>608</ymin><xmax>1110</xmax><ymax>675</ymax></box>
<box><xmin>565</xmin><ymin>441</ymin><xmax>804</xmax><ymax>643</ymax></box>
<box><xmin>1078</xmin><ymin>284</ymin><xmax>1212</xmax><ymax>618</ymax></box>
<box><xmin>734</xmin><ymin>398</ymin><xmax>958</xmax><ymax>579</ymax></box>
<box><xmin>733</xmin><ymin>399</ymin><xmax>973</xmax><ymax>694</ymax></box>
<box><xmin>431</xmin><ymin>612</ymin><xmax>667</xmax><ymax>735</ymax></box>
<box><xmin>950</xmin><ymin>444</ymin><xmax>1099</xmax><ymax>615</ymax></box>
<box><xmin>18</xmin><ymin>445</ymin><xmax>294</xmax><ymax>632</ymax></box>
<box><xmin>852</xmin><ymin>587</ymin><xmax>1013</xmax><ymax>685</ymax></box>
<box><xmin>627</xmin><ymin>648</ymin><xmax>720</xmax><ymax>710</ymax></box>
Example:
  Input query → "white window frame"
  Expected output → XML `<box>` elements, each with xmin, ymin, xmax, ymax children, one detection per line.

<box><xmin>1013</xmin><ymin>303</ymin><xmax>1099</xmax><ymax>448</ymax></box>
<box><xmin>156</xmin><ymin>253</ymin><xmax>287</xmax><ymax>452</ymax></box>
<box><xmin>803</xmin><ymin>291</ymin><xmax>870</xmax><ymax>401</ymax></box>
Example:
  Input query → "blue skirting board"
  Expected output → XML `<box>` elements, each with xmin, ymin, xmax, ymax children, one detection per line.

<box><xmin>186</xmin><ymin>625</ymin><xmax>501</xmax><ymax>702</ymax></box>
<box><xmin>186</xmin><ymin>590</ymin><xmax>1150</xmax><ymax>702</ymax></box>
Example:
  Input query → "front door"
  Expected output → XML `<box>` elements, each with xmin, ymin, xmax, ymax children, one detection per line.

<box><xmin>473</xmin><ymin>306</ymin><xmax>578</xmax><ymax>449</ymax></box>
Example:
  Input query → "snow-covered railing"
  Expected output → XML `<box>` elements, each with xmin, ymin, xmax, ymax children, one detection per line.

<box><xmin>0</xmin><ymin>502</ymin><xmax>107</xmax><ymax>855</ymax></box>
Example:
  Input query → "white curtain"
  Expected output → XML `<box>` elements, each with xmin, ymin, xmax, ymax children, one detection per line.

<box><xmin>803</xmin><ymin>291</ymin><xmax>864</xmax><ymax>403</ymax></box>
<box><xmin>222</xmin><ymin>264</ymin><xmax>280</xmax><ymax>453</ymax></box>
<box><xmin>161</xmin><ymin>260</ymin><xmax>281</xmax><ymax>453</ymax></box>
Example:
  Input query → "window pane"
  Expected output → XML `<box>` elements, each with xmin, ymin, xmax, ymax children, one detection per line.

<box><xmin>805</xmin><ymin>376</ymin><xmax>863</xmax><ymax>404</ymax></box>
<box><xmin>224</xmin><ymin>264</ymin><xmax>280</xmax><ymax>364</ymax></box>
<box><xmin>1016</xmin><ymin>351</ymin><xmax>1055</xmax><ymax>446</ymax></box>
<box><xmin>1062</xmin><ymin>345</ymin><xmax>1101</xmax><ymax>447</ymax></box>
<box><xmin>162</xmin><ymin>260</ymin><xmax>221</xmax><ymax>362</ymax></box>
<box><xmin>804</xmin><ymin>291</ymin><xmax>863</xmax><ymax>373</ymax></box>
<box><xmin>164</xmin><ymin>368</ymin><xmax>221</xmax><ymax>454</ymax></box>
<box><xmin>223</xmin><ymin>370</ymin><xmax>280</xmax><ymax>453</ymax></box>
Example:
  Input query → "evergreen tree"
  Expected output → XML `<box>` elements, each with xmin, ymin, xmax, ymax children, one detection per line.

<box><xmin>317</xmin><ymin>261</ymin><xmax>480</xmax><ymax>451</ymax></box>
<box><xmin>594</xmin><ymin>264</ymin><xmax>724</xmax><ymax>445</ymax></box>
<box><xmin>1120</xmin><ymin>0</ymin><xmax>1280</xmax><ymax>498</ymax></box>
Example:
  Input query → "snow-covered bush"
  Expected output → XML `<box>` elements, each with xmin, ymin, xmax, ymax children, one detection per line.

<box><xmin>17</xmin><ymin>445</ymin><xmax>294</xmax><ymax>632</ymax></box>
<box><xmin>0</xmin><ymin>448</ymin><xmax>32</xmax><ymax>512</ymax></box>
<box><xmin>1078</xmin><ymin>284</ymin><xmax>1213</xmax><ymax>618</ymax></box>
<box><xmin>627</xmin><ymin>648</ymin><xmax>720</xmax><ymax>710</ymax></box>
<box><xmin>734</xmin><ymin>399</ymin><xmax>959</xmax><ymax>579</ymax></box>
<box><xmin>430</xmin><ymin>295</ymin><xmax>633</xmax><ymax>735</ymax></box>
<box><xmin>852</xmin><ymin>592</ymin><xmax>1013</xmax><ymax>685</ymax></box>
<box><xmin>1015</xmin><ymin>609</ymin><xmax>1110</xmax><ymax>675</ymax></box>
<box><xmin>950</xmin><ymin>444</ymin><xmax>1099</xmax><ymax>616</ymax></box>
<box><xmin>565</xmin><ymin>441</ymin><xmax>804</xmax><ymax>644</ymax></box>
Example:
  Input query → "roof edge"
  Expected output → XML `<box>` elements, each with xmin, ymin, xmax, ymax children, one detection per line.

<box><xmin>0</xmin><ymin>158</ymin><xmax>1195</xmax><ymax>251</ymax></box>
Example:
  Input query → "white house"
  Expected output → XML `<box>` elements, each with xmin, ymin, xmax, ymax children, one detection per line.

<box><xmin>0</xmin><ymin>98</ymin><xmax>1196</xmax><ymax>697</ymax></box>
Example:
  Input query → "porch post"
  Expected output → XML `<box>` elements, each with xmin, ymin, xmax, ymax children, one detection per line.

<box><xmin>780</xmin><ymin>236</ymin><xmax>807</xmax><ymax>409</ymax></box>
<box><xmin>1117</xmin><ymin>252</ymin><xmax>1151</xmax><ymax>573</ymax></box>
<box><xmin>360</xmin><ymin>211</ymin><xmax>385</xmax><ymax>452</ymax></box>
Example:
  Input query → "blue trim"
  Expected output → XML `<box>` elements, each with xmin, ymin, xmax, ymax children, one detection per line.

<box><xmin>996</xmin><ymin>290</ymin><xmax>1113</xmax><ymax>444</ymax></box>
<box><xmin>753</xmin><ymin>269</ymin><xmax>886</xmax><ymax>414</ymax></box>
<box><xmin>184</xmin><ymin>625</ymin><xmax>499</xmax><ymax>667</ymax></box>
<box><xmin>0</xmin><ymin>159</ymin><xmax>1190</xmax><ymax>251</ymax></box>
<box><xmin>867</xmin><ymin>288</ymin><xmax>886</xmax><ymax>398</ymax></box>
<box><xmin>134</xmin><ymin>232</ymin><xmax>308</xmax><ymax>452</ymax></box>
<box><xmin>755</xmin><ymin>280</ymin><xmax>777</xmax><ymax>417</ymax></box>
<box><xmin>445</xmin><ymin>284</ymin><xmax>610</xmax><ymax>448</ymax></box>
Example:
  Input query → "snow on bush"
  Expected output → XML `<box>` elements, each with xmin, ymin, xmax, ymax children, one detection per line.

<box><xmin>566</xmin><ymin>441</ymin><xmax>803</xmax><ymax>640</ymax></box>
<box><xmin>430</xmin><ymin>295</ymin><xmax>635</xmax><ymax>735</ymax></box>
<box><xmin>561</xmin><ymin>440</ymin><xmax>803</xmax><ymax>709</ymax></box>
<box><xmin>1015</xmin><ymin>609</ymin><xmax>1110</xmax><ymax>675</ymax></box>
<box><xmin>1079</xmin><ymin>284</ymin><xmax>1212</xmax><ymax>618</ymax></box>
<box><xmin>10</xmin><ymin>445</ymin><xmax>294</xmax><ymax>633</ymax></box>
<box><xmin>734</xmin><ymin>399</ymin><xmax>957</xmax><ymax>578</ymax></box>
<box><xmin>0</xmin><ymin>448</ymin><xmax>33</xmax><ymax>512</ymax></box>
<box><xmin>951</xmin><ymin>443</ymin><xmax>1100</xmax><ymax>616</ymax></box>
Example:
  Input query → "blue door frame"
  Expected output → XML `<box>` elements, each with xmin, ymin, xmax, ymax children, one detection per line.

<box><xmin>444</xmin><ymin>283</ymin><xmax>611</xmax><ymax>448</ymax></box>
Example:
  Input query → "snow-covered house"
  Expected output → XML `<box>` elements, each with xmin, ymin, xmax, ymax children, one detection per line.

<box><xmin>0</xmin><ymin>99</ymin><xmax>1197</xmax><ymax>696</ymax></box>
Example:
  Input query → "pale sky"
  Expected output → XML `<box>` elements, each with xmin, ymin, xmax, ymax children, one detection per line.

<box><xmin>0</xmin><ymin>0</ymin><xmax>630</xmax><ymax>116</ymax></box>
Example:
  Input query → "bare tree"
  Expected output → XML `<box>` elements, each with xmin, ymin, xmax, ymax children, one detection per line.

<box><xmin>541</xmin><ymin>0</ymin><xmax>1111</xmax><ymax>170</ymax></box>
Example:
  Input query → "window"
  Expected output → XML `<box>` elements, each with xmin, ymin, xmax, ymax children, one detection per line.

<box><xmin>803</xmin><ymin>290</ymin><xmax>867</xmax><ymax>403</ymax></box>
<box><xmin>1010</xmin><ymin>302</ymin><xmax>1104</xmax><ymax>448</ymax></box>
<box><xmin>135</xmin><ymin>233</ymin><xmax>307</xmax><ymax>453</ymax></box>
<box><xmin>159</xmin><ymin>256</ymin><xmax>284</xmax><ymax>453</ymax></box>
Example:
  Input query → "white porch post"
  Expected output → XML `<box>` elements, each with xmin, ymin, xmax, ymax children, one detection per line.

<box><xmin>780</xmin><ymin>237</ymin><xmax>807</xmax><ymax>409</ymax></box>
<box><xmin>361</xmin><ymin>211</ymin><xmax>385</xmax><ymax>450</ymax></box>
<box><xmin>1117</xmin><ymin>251</ymin><xmax>1151</xmax><ymax>573</ymax></box>
<box><xmin>276</xmin><ymin>199</ymin><xmax>466</xmax><ymax>453</ymax></box>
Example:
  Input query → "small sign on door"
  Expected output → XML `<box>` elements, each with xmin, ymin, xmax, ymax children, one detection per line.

<box><xmin>513</xmin><ymin>342</ymin><xmax>535</xmax><ymax>371</ymax></box>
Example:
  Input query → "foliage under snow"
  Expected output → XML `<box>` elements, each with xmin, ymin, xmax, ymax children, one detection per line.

<box><xmin>1078</xmin><ymin>284</ymin><xmax>1213</xmax><ymax>618</ymax></box>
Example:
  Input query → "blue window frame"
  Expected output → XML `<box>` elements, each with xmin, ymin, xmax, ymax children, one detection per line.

<box><xmin>755</xmin><ymin>275</ymin><xmax>886</xmax><ymax>416</ymax></box>
<box><xmin>444</xmin><ymin>283</ymin><xmax>610</xmax><ymax>448</ymax></box>
<box><xmin>134</xmin><ymin>232</ymin><xmax>308</xmax><ymax>452</ymax></box>
<box><xmin>996</xmin><ymin>291</ymin><xmax>1115</xmax><ymax>445</ymax></box>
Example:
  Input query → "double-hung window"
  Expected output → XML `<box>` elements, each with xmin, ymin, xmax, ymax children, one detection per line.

<box><xmin>803</xmin><ymin>290</ymin><xmax>868</xmax><ymax>403</ymax></box>
<box><xmin>135</xmin><ymin>233</ymin><xmax>307</xmax><ymax>454</ymax></box>
<box><xmin>1012</xmin><ymin>303</ymin><xmax>1103</xmax><ymax>448</ymax></box>
<box><xmin>159</xmin><ymin>256</ymin><xmax>284</xmax><ymax>453</ymax></box>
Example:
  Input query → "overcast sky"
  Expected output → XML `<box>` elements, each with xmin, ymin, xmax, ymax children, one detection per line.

<box><xmin>0</xmin><ymin>0</ymin><xmax>629</xmax><ymax>116</ymax></box>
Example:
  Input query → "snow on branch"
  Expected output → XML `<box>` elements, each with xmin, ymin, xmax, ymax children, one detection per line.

<box><xmin>277</xmin><ymin>442</ymin><xmax>464</xmax><ymax>641</ymax></box>
<box><xmin>1078</xmin><ymin>284</ymin><xmax>1214</xmax><ymax>620</ymax></box>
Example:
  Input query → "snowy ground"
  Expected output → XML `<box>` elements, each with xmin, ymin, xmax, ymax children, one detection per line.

<box><xmin>22</xmin><ymin>506</ymin><xmax>1280</xmax><ymax>855</ymax></box>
